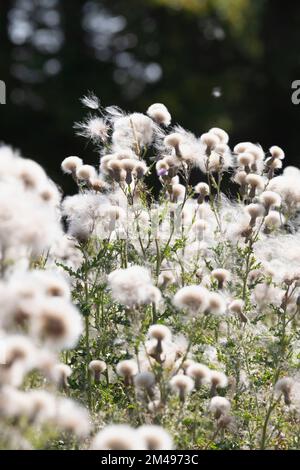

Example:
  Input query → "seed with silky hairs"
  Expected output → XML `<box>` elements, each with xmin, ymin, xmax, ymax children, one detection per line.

<box><xmin>170</xmin><ymin>374</ymin><xmax>194</xmax><ymax>402</ymax></box>
<box><xmin>164</xmin><ymin>133</ymin><xmax>182</xmax><ymax>157</ymax></box>
<box><xmin>211</xmin><ymin>269</ymin><xmax>230</xmax><ymax>289</ymax></box>
<box><xmin>228</xmin><ymin>299</ymin><xmax>248</xmax><ymax>322</ymax></box>
<box><xmin>194</xmin><ymin>182</ymin><xmax>210</xmax><ymax>203</ymax></box>
<box><xmin>209</xmin><ymin>370</ymin><xmax>228</xmax><ymax>397</ymax></box>
<box><xmin>275</xmin><ymin>377</ymin><xmax>294</xmax><ymax>405</ymax></box>
<box><xmin>138</xmin><ymin>425</ymin><xmax>173</xmax><ymax>450</ymax></box>
<box><xmin>51</xmin><ymin>363</ymin><xmax>72</xmax><ymax>390</ymax></box>
<box><xmin>209</xmin><ymin>396</ymin><xmax>231</xmax><ymax>419</ymax></box>
<box><xmin>61</xmin><ymin>156</ymin><xmax>83</xmax><ymax>175</ymax></box>
<box><xmin>186</xmin><ymin>363</ymin><xmax>210</xmax><ymax>389</ymax></box>
<box><xmin>89</xmin><ymin>360</ymin><xmax>107</xmax><ymax>383</ymax></box>
<box><xmin>116</xmin><ymin>360</ymin><xmax>138</xmax><ymax>386</ymax></box>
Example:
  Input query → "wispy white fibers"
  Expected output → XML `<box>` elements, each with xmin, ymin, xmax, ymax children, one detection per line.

<box><xmin>108</xmin><ymin>265</ymin><xmax>161</xmax><ymax>307</ymax></box>
<box><xmin>0</xmin><ymin>146</ymin><xmax>63</xmax><ymax>265</ymax></box>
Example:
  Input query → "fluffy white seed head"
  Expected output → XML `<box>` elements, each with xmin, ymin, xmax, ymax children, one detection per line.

<box><xmin>164</xmin><ymin>133</ymin><xmax>182</xmax><ymax>149</ymax></box>
<box><xmin>209</xmin><ymin>396</ymin><xmax>231</xmax><ymax>417</ymax></box>
<box><xmin>31</xmin><ymin>299</ymin><xmax>83</xmax><ymax>350</ymax></box>
<box><xmin>233</xmin><ymin>170</ymin><xmax>247</xmax><ymax>186</ymax></box>
<box><xmin>270</xmin><ymin>145</ymin><xmax>285</xmax><ymax>160</ymax></box>
<box><xmin>228</xmin><ymin>299</ymin><xmax>245</xmax><ymax>315</ymax></box>
<box><xmin>170</xmin><ymin>374</ymin><xmax>194</xmax><ymax>400</ymax></box>
<box><xmin>61</xmin><ymin>156</ymin><xmax>83</xmax><ymax>174</ymax></box>
<box><xmin>108</xmin><ymin>266</ymin><xmax>159</xmax><ymax>307</ymax></box>
<box><xmin>148</xmin><ymin>324</ymin><xmax>172</xmax><ymax>342</ymax></box>
<box><xmin>186</xmin><ymin>363</ymin><xmax>211</xmax><ymax>388</ymax></box>
<box><xmin>89</xmin><ymin>360</ymin><xmax>107</xmax><ymax>374</ymax></box>
<box><xmin>246</xmin><ymin>203</ymin><xmax>265</xmax><ymax>223</ymax></box>
<box><xmin>76</xmin><ymin>164</ymin><xmax>97</xmax><ymax>182</ymax></box>
<box><xmin>194</xmin><ymin>182</ymin><xmax>210</xmax><ymax>197</ymax></box>
<box><xmin>275</xmin><ymin>377</ymin><xmax>294</xmax><ymax>405</ymax></box>
<box><xmin>210</xmin><ymin>370</ymin><xmax>228</xmax><ymax>389</ymax></box>
<box><xmin>245</xmin><ymin>174</ymin><xmax>264</xmax><ymax>190</ymax></box>
<box><xmin>237</xmin><ymin>152</ymin><xmax>254</xmax><ymax>167</ymax></box>
<box><xmin>158</xmin><ymin>270</ymin><xmax>175</xmax><ymax>288</ymax></box>
<box><xmin>51</xmin><ymin>363</ymin><xmax>72</xmax><ymax>388</ymax></box>
<box><xmin>91</xmin><ymin>425</ymin><xmax>146</xmax><ymax>450</ymax></box>
<box><xmin>211</xmin><ymin>269</ymin><xmax>230</xmax><ymax>288</ymax></box>
<box><xmin>171</xmin><ymin>183</ymin><xmax>186</xmax><ymax>202</ymax></box>
<box><xmin>147</xmin><ymin>103</ymin><xmax>171</xmax><ymax>126</ymax></box>
<box><xmin>207</xmin><ymin>292</ymin><xmax>226</xmax><ymax>315</ymax></box>
<box><xmin>260</xmin><ymin>191</ymin><xmax>281</xmax><ymax>210</ymax></box>
<box><xmin>134</xmin><ymin>372</ymin><xmax>156</xmax><ymax>390</ymax></box>
<box><xmin>264</xmin><ymin>211</ymin><xmax>281</xmax><ymax>230</ymax></box>
<box><xmin>138</xmin><ymin>425</ymin><xmax>173</xmax><ymax>450</ymax></box>
<box><xmin>234</xmin><ymin>142</ymin><xmax>252</xmax><ymax>154</ymax></box>
<box><xmin>275</xmin><ymin>377</ymin><xmax>294</xmax><ymax>395</ymax></box>
<box><xmin>200</xmin><ymin>132</ymin><xmax>219</xmax><ymax>150</ymax></box>
<box><xmin>173</xmin><ymin>285</ymin><xmax>210</xmax><ymax>314</ymax></box>
<box><xmin>116</xmin><ymin>360</ymin><xmax>138</xmax><ymax>378</ymax></box>
<box><xmin>209</xmin><ymin>127</ymin><xmax>229</xmax><ymax>144</ymax></box>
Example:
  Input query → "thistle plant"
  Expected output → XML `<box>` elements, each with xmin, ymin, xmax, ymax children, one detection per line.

<box><xmin>1</xmin><ymin>96</ymin><xmax>300</xmax><ymax>450</ymax></box>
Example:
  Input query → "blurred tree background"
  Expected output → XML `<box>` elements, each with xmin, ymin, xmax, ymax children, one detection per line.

<box><xmin>0</xmin><ymin>0</ymin><xmax>300</xmax><ymax>193</ymax></box>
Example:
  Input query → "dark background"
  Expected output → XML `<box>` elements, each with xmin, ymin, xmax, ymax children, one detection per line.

<box><xmin>0</xmin><ymin>0</ymin><xmax>300</xmax><ymax>194</ymax></box>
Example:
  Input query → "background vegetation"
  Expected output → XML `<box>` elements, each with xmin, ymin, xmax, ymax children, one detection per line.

<box><xmin>0</xmin><ymin>0</ymin><xmax>300</xmax><ymax>193</ymax></box>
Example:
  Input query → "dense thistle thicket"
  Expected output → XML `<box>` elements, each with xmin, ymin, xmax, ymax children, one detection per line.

<box><xmin>1</xmin><ymin>96</ymin><xmax>300</xmax><ymax>450</ymax></box>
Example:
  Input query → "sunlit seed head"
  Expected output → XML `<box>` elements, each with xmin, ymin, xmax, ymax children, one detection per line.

<box><xmin>207</xmin><ymin>292</ymin><xmax>226</xmax><ymax>315</ymax></box>
<box><xmin>55</xmin><ymin>398</ymin><xmax>91</xmax><ymax>438</ymax></box>
<box><xmin>237</xmin><ymin>152</ymin><xmax>254</xmax><ymax>167</ymax></box>
<box><xmin>200</xmin><ymin>132</ymin><xmax>219</xmax><ymax>151</ymax></box>
<box><xmin>134</xmin><ymin>161</ymin><xmax>148</xmax><ymax>179</ymax></box>
<box><xmin>116</xmin><ymin>360</ymin><xmax>138</xmax><ymax>386</ymax></box>
<box><xmin>211</xmin><ymin>269</ymin><xmax>230</xmax><ymax>289</ymax></box>
<box><xmin>245</xmin><ymin>172</ymin><xmax>263</xmax><ymax>187</ymax></box>
<box><xmin>260</xmin><ymin>190</ymin><xmax>281</xmax><ymax>211</ymax></box>
<box><xmin>32</xmin><ymin>300</ymin><xmax>82</xmax><ymax>350</ymax></box>
<box><xmin>181</xmin><ymin>358</ymin><xmax>195</xmax><ymax>372</ymax></box>
<box><xmin>209</xmin><ymin>396</ymin><xmax>231</xmax><ymax>419</ymax></box>
<box><xmin>91</xmin><ymin>425</ymin><xmax>146</xmax><ymax>450</ymax></box>
<box><xmin>147</xmin><ymin>103</ymin><xmax>171</xmax><ymax>126</ymax></box>
<box><xmin>275</xmin><ymin>377</ymin><xmax>294</xmax><ymax>405</ymax></box>
<box><xmin>228</xmin><ymin>299</ymin><xmax>245</xmax><ymax>315</ymax></box>
<box><xmin>170</xmin><ymin>374</ymin><xmax>194</xmax><ymax>402</ymax></box>
<box><xmin>171</xmin><ymin>183</ymin><xmax>185</xmax><ymax>202</ymax></box>
<box><xmin>90</xmin><ymin>177</ymin><xmax>107</xmax><ymax>192</ymax></box>
<box><xmin>246</xmin><ymin>203</ymin><xmax>265</xmax><ymax>226</ymax></box>
<box><xmin>233</xmin><ymin>170</ymin><xmax>247</xmax><ymax>186</ymax></box>
<box><xmin>264</xmin><ymin>211</ymin><xmax>281</xmax><ymax>231</ymax></box>
<box><xmin>89</xmin><ymin>360</ymin><xmax>107</xmax><ymax>383</ymax></box>
<box><xmin>234</xmin><ymin>142</ymin><xmax>253</xmax><ymax>154</ymax></box>
<box><xmin>186</xmin><ymin>363</ymin><xmax>210</xmax><ymax>389</ymax></box>
<box><xmin>51</xmin><ymin>363</ymin><xmax>72</xmax><ymax>389</ymax></box>
<box><xmin>209</xmin><ymin>370</ymin><xmax>228</xmax><ymax>396</ymax></box>
<box><xmin>173</xmin><ymin>285</ymin><xmax>210</xmax><ymax>314</ymax></box>
<box><xmin>209</xmin><ymin>127</ymin><xmax>229</xmax><ymax>145</ymax></box>
<box><xmin>138</xmin><ymin>425</ymin><xmax>173</xmax><ymax>450</ymax></box>
<box><xmin>81</xmin><ymin>93</ymin><xmax>100</xmax><ymax>110</ymax></box>
<box><xmin>134</xmin><ymin>371</ymin><xmax>156</xmax><ymax>390</ymax></box>
<box><xmin>76</xmin><ymin>164</ymin><xmax>97</xmax><ymax>182</ymax></box>
<box><xmin>194</xmin><ymin>182</ymin><xmax>210</xmax><ymax>198</ymax></box>
<box><xmin>164</xmin><ymin>133</ymin><xmax>182</xmax><ymax>149</ymax></box>
<box><xmin>61</xmin><ymin>156</ymin><xmax>83</xmax><ymax>174</ymax></box>
<box><xmin>269</xmin><ymin>145</ymin><xmax>285</xmax><ymax>160</ymax></box>
<box><xmin>148</xmin><ymin>324</ymin><xmax>172</xmax><ymax>342</ymax></box>
<box><xmin>158</xmin><ymin>270</ymin><xmax>175</xmax><ymax>288</ymax></box>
